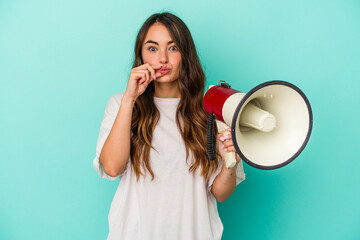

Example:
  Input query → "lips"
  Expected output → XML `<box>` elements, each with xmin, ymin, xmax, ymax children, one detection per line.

<box><xmin>159</xmin><ymin>67</ymin><xmax>170</xmax><ymax>74</ymax></box>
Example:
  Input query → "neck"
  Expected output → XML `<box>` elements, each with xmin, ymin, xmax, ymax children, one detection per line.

<box><xmin>154</xmin><ymin>81</ymin><xmax>181</xmax><ymax>98</ymax></box>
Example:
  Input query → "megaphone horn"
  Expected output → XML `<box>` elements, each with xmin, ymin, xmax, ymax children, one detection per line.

<box><xmin>203</xmin><ymin>80</ymin><xmax>313</xmax><ymax>170</ymax></box>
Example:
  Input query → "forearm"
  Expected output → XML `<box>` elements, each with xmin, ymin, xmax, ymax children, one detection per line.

<box><xmin>100</xmin><ymin>95</ymin><xmax>135</xmax><ymax>177</ymax></box>
<box><xmin>211</xmin><ymin>162</ymin><xmax>238</xmax><ymax>202</ymax></box>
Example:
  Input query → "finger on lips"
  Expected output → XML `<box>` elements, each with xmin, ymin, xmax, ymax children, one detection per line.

<box><xmin>155</xmin><ymin>71</ymin><xmax>163</xmax><ymax>79</ymax></box>
<box><xmin>148</xmin><ymin>65</ymin><xmax>157</xmax><ymax>80</ymax></box>
<box><xmin>149</xmin><ymin>71</ymin><xmax>162</xmax><ymax>84</ymax></box>
<box><xmin>149</xmin><ymin>65</ymin><xmax>162</xmax><ymax>77</ymax></box>
<box><xmin>134</xmin><ymin>64</ymin><xmax>164</xmax><ymax>86</ymax></box>
<box><xmin>144</xmin><ymin>65</ymin><xmax>163</xmax><ymax>82</ymax></box>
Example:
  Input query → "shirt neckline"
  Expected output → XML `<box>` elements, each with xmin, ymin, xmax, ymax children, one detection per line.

<box><xmin>153</xmin><ymin>96</ymin><xmax>181</xmax><ymax>105</ymax></box>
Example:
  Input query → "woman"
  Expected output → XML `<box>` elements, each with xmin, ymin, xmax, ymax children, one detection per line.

<box><xmin>93</xmin><ymin>12</ymin><xmax>245</xmax><ymax>240</ymax></box>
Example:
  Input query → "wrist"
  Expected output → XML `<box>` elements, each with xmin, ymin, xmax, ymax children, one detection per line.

<box><xmin>221</xmin><ymin>161</ymin><xmax>238</xmax><ymax>173</ymax></box>
<box><xmin>122</xmin><ymin>94</ymin><xmax>136</xmax><ymax>105</ymax></box>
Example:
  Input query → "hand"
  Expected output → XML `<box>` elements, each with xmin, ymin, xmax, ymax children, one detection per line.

<box><xmin>124</xmin><ymin>63</ymin><xmax>164</xmax><ymax>100</ymax></box>
<box><xmin>217</xmin><ymin>130</ymin><xmax>241</xmax><ymax>163</ymax></box>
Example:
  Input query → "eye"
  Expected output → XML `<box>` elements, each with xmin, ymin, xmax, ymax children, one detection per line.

<box><xmin>169</xmin><ymin>46</ymin><xmax>178</xmax><ymax>52</ymax></box>
<box><xmin>148</xmin><ymin>46</ymin><xmax>157</xmax><ymax>52</ymax></box>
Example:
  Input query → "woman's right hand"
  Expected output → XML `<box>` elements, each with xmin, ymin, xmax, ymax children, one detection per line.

<box><xmin>124</xmin><ymin>63</ymin><xmax>163</xmax><ymax>101</ymax></box>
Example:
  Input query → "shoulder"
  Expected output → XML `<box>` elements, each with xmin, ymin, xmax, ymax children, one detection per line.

<box><xmin>103</xmin><ymin>92</ymin><xmax>125</xmax><ymax>114</ymax></box>
<box><xmin>109</xmin><ymin>92</ymin><xmax>125</xmax><ymax>104</ymax></box>
<box><xmin>106</xmin><ymin>92</ymin><xmax>125</xmax><ymax>107</ymax></box>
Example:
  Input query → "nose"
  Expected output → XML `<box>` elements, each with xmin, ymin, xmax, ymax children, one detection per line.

<box><xmin>159</xmin><ymin>49</ymin><xmax>168</xmax><ymax>64</ymax></box>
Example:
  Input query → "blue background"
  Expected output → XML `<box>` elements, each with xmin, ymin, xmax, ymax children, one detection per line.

<box><xmin>1</xmin><ymin>0</ymin><xmax>359</xmax><ymax>239</ymax></box>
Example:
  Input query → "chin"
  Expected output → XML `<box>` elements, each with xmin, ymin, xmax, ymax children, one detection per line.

<box><xmin>156</xmin><ymin>75</ymin><xmax>177</xmax><ymax>83</ymax></box>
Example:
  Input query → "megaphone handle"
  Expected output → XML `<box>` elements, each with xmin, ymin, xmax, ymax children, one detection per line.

<box><xmin>216</xmin><ymin>120</ymin><xmax>237</xmax><ymax>169</ymax></box>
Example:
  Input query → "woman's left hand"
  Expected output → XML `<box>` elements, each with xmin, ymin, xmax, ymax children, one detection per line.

<box><xmin>217</xmin><ymin>131</ymin><xmax>241</xmax><ymax>163</ymax></box>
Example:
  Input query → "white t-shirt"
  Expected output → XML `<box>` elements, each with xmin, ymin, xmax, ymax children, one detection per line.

<box><xmin>93</xmin><ymin>93</ymin><xmax>246</xmax><ymax>240</ymax></box>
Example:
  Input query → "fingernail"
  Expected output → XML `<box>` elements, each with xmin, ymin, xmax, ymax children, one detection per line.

<box><xmin>153</xmin><ymin>74</ymin><xmax>156</xmax><ymax>80</ymax></box>
<box><xmin>220</xmin><ymin>136</ymin><xmax>225</xmax><ymax>141</ymax></box>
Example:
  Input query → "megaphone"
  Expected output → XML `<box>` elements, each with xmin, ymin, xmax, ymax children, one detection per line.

<box><xmin>203</xmin><ymin>80</ymin><xmax>313</xmax><ymax>170</ymax></box>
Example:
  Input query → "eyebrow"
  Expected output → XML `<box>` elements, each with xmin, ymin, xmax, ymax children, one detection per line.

<box><xmin>144</xmin><ymin>40</ymin><xmax>174</xmax><ymax>45</ymax></box>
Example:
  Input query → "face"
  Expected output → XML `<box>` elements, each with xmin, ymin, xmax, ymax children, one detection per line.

<box><xmin>141</xmin><ymin>23</ymin><xmax>182</xmax><ymax>84</ymax></box>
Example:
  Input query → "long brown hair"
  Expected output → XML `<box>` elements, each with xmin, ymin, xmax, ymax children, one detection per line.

<box><xmin>130</xmin><ymin>12</ymin><xmax>219</xmax><ymax>181</ymax></box>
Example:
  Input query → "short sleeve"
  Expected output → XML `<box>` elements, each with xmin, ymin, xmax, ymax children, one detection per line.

<box><xmin>207</xmin><ymin>159</ymin><xmax>246</xmax><ymax>192</ymax></box>
<box><xmin>92</xmin><ymin>92</ymin><xmax>128</xmax><ymax>180</ymax></box>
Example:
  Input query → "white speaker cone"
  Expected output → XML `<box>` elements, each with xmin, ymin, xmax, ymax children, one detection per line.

<box><xmin>230</xmin><ymin>81</ymin><xmax>313</xmax><ymax>169</ymax></box>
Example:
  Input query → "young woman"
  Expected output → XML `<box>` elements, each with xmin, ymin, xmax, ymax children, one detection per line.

<box><xmin>93</xmin><ymin>12</ymin><xmax>245</xmax><ymax>240</ymax></box>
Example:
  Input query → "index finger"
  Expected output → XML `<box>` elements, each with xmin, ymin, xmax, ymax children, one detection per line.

<box><xmin>138</xmin><ymin>64</ymin><xmax>162</xmax><ymax>80</ymax></box>
<box><xmin>137</xmin><ymin>64</ymin><xmax>162</xmax><ymax>71</ymax></box>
